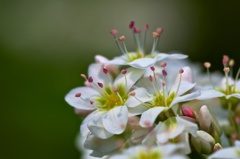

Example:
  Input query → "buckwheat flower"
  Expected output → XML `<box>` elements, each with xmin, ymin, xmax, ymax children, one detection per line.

<box><xmin>126</xmin><ymin>66</ymin><xmax>200</xmax><ymax>127</ymax></box>
<box><xmin>65</xmin><ymin>63</ymin><xmax>144</xmax><ymax>139</ymax></box>
<box><xmin>107</xmin><ymin>21</ymin><xmax>187</xmax><ymax>69</ymax></box>
<box><xmin>109</xmin><ymin>144</ymin><xmax>188</xmax><ymax>159</ymax></box>
<box><xmin>208</xmin><ymin>140</ymin><xmax>240</xmax><ymax>159</ymax></box>
<box><xmin>143</xmin><ymin>116</ymin><xmax>198</xmax><ymax>155</ymax></box>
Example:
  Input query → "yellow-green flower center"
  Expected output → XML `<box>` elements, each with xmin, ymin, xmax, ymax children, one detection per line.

<box><xmin>217</xmin><ymin>84</ymin><xmax>240</xmax><ymax>95</ymax></box>
<box><xmin>95</xmin><ymin>84</ymin><xmax>128</xmax><ymax>111</ymax></box>
<box><xmin>152</xmin><ymin>92</ymin><xmax>175</xmax><ymax>107</ymax></box>
<box><xmin>126</xmin><ymin>51</ymin><xmax>156</xmax><ymax>62</ymax></box>
<box><xmin>133</xmin><ymin>149</ymin><xmax>162</xmax><ymax>159</ymax></box>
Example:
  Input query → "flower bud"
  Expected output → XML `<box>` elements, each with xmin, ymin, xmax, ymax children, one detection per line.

<box><xmin>191</xmin><ymin>130</ymin><xmax>215</xmax><ymax>155</ymax></box>
<box><xmin>198</xmin><ymin>105</ymin><xmax>212</xmax><ymax>132</ymax></box>
<box><xmin>181</xmin><ymin>106</ymin><xmax>195</xmax><ymax>118</ymax></box>
<box><xmin>213</xmin><ymin>143</ymin><xmax>222</xmax><ymax>152</ymax></box>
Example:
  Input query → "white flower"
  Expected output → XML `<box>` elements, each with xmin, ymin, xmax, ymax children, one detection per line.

<box><xmin>208</xmin><ymin>140</ymin><xmax>240</xmax><ymax>159</ymax></box>
<box><xmin>196</xmin><ymin>56</ymin><xmax>240</xmax><ymax>101</ymax></box>
<box><xmin>143</xmin><ymin>116</ymin><xmax>198</xmax><ymax>154</ymax></box>
<box><xmin>109</xmin><ymin>144</ymin><xmax>188</xmax><ymax>159</ymax></box>
<box><xmin>196</xmin><ymin>76</ymin><xmax>240</xmax><ymax>100</ymax></box>
<box><xmin>126</xmin><ymin>66</ymin><xmax>200</xmax><ymax>127</ymax></box>
<box><xmin>65</xmin><ymin>63</ymin><xmax>144</xmax><ymax>139</ymax></box>
<box><xmin>107</xmin><ymin>21</ymin><xmax>187</xmax><ymax>69</ymax></box>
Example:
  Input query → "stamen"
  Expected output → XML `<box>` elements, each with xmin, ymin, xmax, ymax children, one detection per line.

<box><xmin>143</xmin><ymin>24</ymin><xmax>149</xmax><ymax>51</ymax></box>
<box><xmin>118</xmin><ymin>36</ymin><xmax>129</xmax><ymax>57</ymax></box>
<box><xmin>129</xmin><ymin>21</ymin><xmax>135</xmax><ymax>29</ymax></box>
<box><xmin>121</xmin><ymin>69</ymin><xmax>128</xmax><ymax>89</ymax></box>
<box><xmin>128</xmin><ymin>91</ymin><xmax>136</xmax><ymax>96</ymax></box>
<box><xmin>80</xmin><ymin>74</ymin><xmax>87</xmax><ymax>80</ymax></box>
<box><xmin>97</xmin><ymin>82</ymin><xmax>103</xmax><ymax>88</ymax></box>
<box><xmin>222</xmin><ymin>55</ymin><xmax>229</xmax><ymax>67</ymax></box>
<box><xmin>161</xmin><ymin>81</ymin><xmax>167</xmax><ymax>105</ymax></box>
<box><xmin>88</xmin><ymin>76</ymin><xmax>93</xmax><ymax>83</ymax></box>
<box><xmin>160</xmin><ymin>62</ymin><xmax>167</xmax><ymax>67</ymax></box>
<box><xmin>223</xmin><ymin>67</ymin><xmax>230</xmax><ymax>94</ymax></box>
<box><xmin>151</xmin><ymin>27</ymin><xmax>163</xmax><ymax>54</ymax></box>
<box><xmin>110</xmin><ymin>29</ymin><xmax>125</xmax><ymax>55</ymax></box>
<box><xmin>150</xmin><ymin>66</ymin><xmax>155</xmax><ymax>71</ymax></box>
<box><xmin>110</xmin><ymin>29</ymin><xmax>118</xmax><ymax>35</ymax></box>
<box><xmin>175</xmin><ymin>68</ymin><xmax>183</xmax><ymax>95</ymax></box>
<box><xmin>149</xmin><ymin>75</ymin><xmax>153</xmax><ymax>82</ymax></box>
<box><xmin>156</xmin><ymin>27</ymin><xmax>163</xmax><ymax>34</ymax></box>
<box><xmin>121</xmin><ymin>69</ymin><xmax>127</xmax><ymax>74</ymax></box>
<box><xmin>204</xmin><ymin>62</ymin><xmax>212</xmax><ymax>85</ymax></box>
<box><xmin>128</xmin><ymin>91</ymin><xmax>150</xmax><ymax>107</ymax></box>
<box><xmin>114</xmin><ymin>88</ymin><xmax>123</xmax><ymax>103</ymax></box>
<box><xmin>162</xmin><ymin>70</ymin><xmax>167</xmax><ymax>77</ymax></box>
<box><xmin>103</xmin><ymin>66</ymin><xmax>108</xmax><ymax>74</ymax></box>
<box><xmin>151</xmin><ymin>32</ymin><xmax>159</xmax><ymax>54</ymax></box>
<box><xmin>229</xmin><ymin>59</ymin><xmax>234</xmax><ymax>77</ymax></box>
<box><xmin>75</xmin><ymin>93</ymin><xmax>81</xmax><ymax>97</ymax></box>
<box><xmin>90</xmin><ymin>100</ymin><xmax>94</xmax><ymax>105</ymax></box>
<box><xmin>132</xmin><ymin>27</ymin><xmax>143</xmax><ymax>55</ymax></box>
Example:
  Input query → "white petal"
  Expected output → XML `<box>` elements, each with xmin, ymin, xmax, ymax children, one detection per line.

<box><xmin>154</xmin><ymin>53</ymin><xmax>170</xmax><ymax>61</ymax></box>
<box><xmin>65</xmin><ymin>87</ymin><xmax>98</xmax><ymax>110</ymax></box>
<box><xmin>88</xmin><ymin>63</ymin><xmax>112</xmax><ymax>86</ymax></box>
<box><xmin>208</xmin><ymin>147</ymin><xmax>240</xmax><ymax>159</ymax></box>
<box><xmin>84</xmin><ymin>133</ymin><xmax>124</xmax><ymax>154</ymax></box>
<box><xmin>107</xmin><ymin>55</ymin><xmax>126</xmax><ymax>65</ymax></box>
<box><xmin>95</xmin><ymin>55</ymin><xmax>109</xmax><ymax>63</ymax></box>
<box><xmin>103</xmin><ymin>106</ymin><xmax>128</xmax><ymax>134</ymax></box>
<box><xmin>109</xmin><ymin>155</ymin><xmax>127</xmax><ymax>159</ymax></box>
<box><xmin>196</xmin><ymin>89</ymin><xmax>225</xmax><ymax>100</ymax></box>
<box><xmin>227</xmin><ymin>93</ymin><xmax>240</xmax><ymax>99</ymax></box>
<box><xmin>128</xmin><ymin>58</ymin><xmax>157</xmax><ymax>69</ymax></box>
<box><xmin>177</xmin><ymin>116</ymin><xmax>198</xmax><ymax>136</ymax></box>
<box><xmin>235</xmin><ymin>140</ymin><xmax>240</xmax><ymax>147</ymax></box>
<box><xmin>87</xmin><ymin>111</ymin><xmax>113</xmax><ymax>139</ymax></box>
<box><xmin>114</xmin><ymin>67</ymin><xmax>144</xmax><ymax>91</ymax></box>
<box><xmin>126</xmin><ymin>87</ymin><xmax>152</xmax><ymax>108</ymax></box>
<box><xmin>139</xmin><ymin>107</ymin><xmax>166</xmax><ymax>128</ymax></box>
<box><xmin>170</xmin><ymin>91</ymin><xmax>200</xmax><ymax>106</ymax></box>
<box><xmin>170</xmin><ymin>81</ymin><xmax>195</xmax><ymax>96</ymax></box>
<box><xmin>80</xmin><ymin>111</ymin><xmax>99</xmax><ymax>136</ymax></box>
<box><xmin>167</xmin><ymin>53</ymin><xmax>188</xmax><ymax>59</ymax></box>
<box><xmin>236</xmin><ymin>80</ymin><xmax>240</xmax><ymax>89</ymax></box>
<box><xmin>128</xmin><ymin>104</ymin><xmax>149</xmax><ymax>116</ymax></box>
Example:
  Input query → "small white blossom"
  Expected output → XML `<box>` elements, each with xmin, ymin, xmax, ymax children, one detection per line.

<box><xmin>126</xmin><ymin>66</ymin><xmax>200</xmax><ymax>127</ymax></box>
<box><xmin>109</xmin><ymin>144</ymin><xmax>188</xmax><ymax>159</ymax></box>
<box><xmin>65</xmin><ymin>63</ymin><xmax>144</xmax><ymax>139</ymax></box>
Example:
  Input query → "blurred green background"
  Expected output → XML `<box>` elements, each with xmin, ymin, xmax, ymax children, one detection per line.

<box><xmin>1</xmin><ymin>0</ymin><xmax>240</xmax><ymax>159</ymax></box>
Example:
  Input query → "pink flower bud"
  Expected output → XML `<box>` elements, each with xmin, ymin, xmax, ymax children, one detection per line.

<box><xmin>181</xmin><ymin>106</ymin><xmax>195</xmax><ymax>118</ymax></box>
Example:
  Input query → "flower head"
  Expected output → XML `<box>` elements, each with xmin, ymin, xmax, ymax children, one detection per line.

<box><xmin>126</xmin><ymin>66</ymin><xmax>200</xmax><ymax>128</ymax></box>
<box><xmin>65</xmin><ymin>63</ymin><xmax>144</xmax><ymax>139</ymax></box>
<box><xmin>107</xmin><ymin>21</ymin><xmax>187</xmax><ymax>69</ymax></box>
<box><xmin>109</xmin><ymin>144</ymin><xmax>188</xmax><ymax>159</ymax></box>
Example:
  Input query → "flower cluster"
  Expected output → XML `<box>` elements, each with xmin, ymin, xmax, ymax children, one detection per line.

<box><xmin>65</xmin><ymin>21</ymin><xmax>240</xmax><ymax>159</ymax></box>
